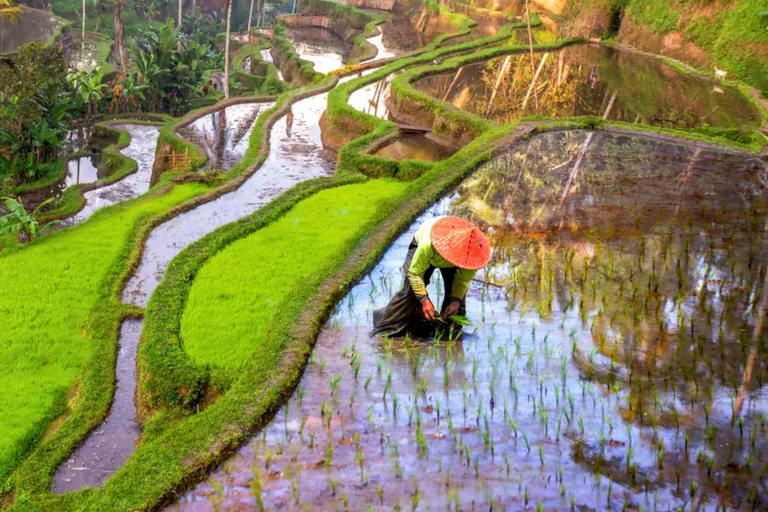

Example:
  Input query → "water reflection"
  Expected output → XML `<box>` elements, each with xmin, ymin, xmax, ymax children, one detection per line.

<box><xmin>65</xmin><ymin>154</ymin><xmax>102</xmax><ymax>187</ymax></box>
<box><xmin>179</xmin><ymin>103</ymin><xmax>263</xmax><ymax>171</ymax></box>
<box><xmin>173</xmin><ymin>131</ymin><xmax>768</xmax><ymax>511</ymax></box>
<box><xmin>287</xmin><ymin>27</ymin><xmax>350</xmax><ymax>74</ymax></box>
<box><xmin>415</xmin><ymin>44</ymin><xmax>761</xmax><ymax>131</ymax></box>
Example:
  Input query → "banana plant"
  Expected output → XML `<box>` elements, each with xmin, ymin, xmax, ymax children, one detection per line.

<box><xmin>0</xmin><ymin>196</ymin><xmax>60</xmax><ymax>243</ymax></box>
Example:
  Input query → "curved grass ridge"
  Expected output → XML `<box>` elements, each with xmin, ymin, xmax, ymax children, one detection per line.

<box><xmin>326</xmin><ymin>20</ymin><xmax>541</xmax><ymax>178</ymax></box>
<box><xmin>231</xmin><ymin>40</ymin><xmax>289</xmax><ymax>95</ymax></box>
<box><xmin>387</xmin><ymin>40</ymin><xmax>767</xmax><ymax>152</ymax></box>
<box><xmin>0</xmin><ymin>179</ymin><xmax>208</xmax><ymax>494</ymax></box>
<box><xmin>4</xmin><ymin>12</ymin><xmax>761</xmax><ymax>512</ymax></box>
<box><xmin>297</xmin><ymin>0</ymin><xmax>386</xmax><ymax>64</ymax></box>
<box><xmin>36</xmin><ymin>122</ymin><xmax>150</xmax><ymax>223</ymax></box>
<box><xmin>11</xmin><ymin>127</ymin><xmax>508</xmax><ymax>511</ymax></box>
<box><xmin>271</xmin><ymin>24</ymin><xmax>326</xmax><ymax>86</ymax></box>
<box><xmin>0</xmin><ymin>2</ymin><xmax>486</xmax><ymax>507</ymax></box>
<box><xmin>1</xmin><ymin>77</ymin><xmax>340</xmax><ymax>509</ymax></box>
<box><xmin>8</xmin><ymin>3</ymin><xmax>762</xmax><ymax>510</ymax></box>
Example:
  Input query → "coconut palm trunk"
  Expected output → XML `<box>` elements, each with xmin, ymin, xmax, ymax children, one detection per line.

<box><xmin>223</xmin><ymin>0</ymin><xmax>233</xmax><ymax>98</ymax></box>
<box><xmin>247</xmin><ymin>0</ymin><xmax>255</xmax><ymax>34</ymax></box>
<box><xmin>95</xmin><ymin>0</ymin><xmax>103</xmax><ymax>33</ymax></box>
<box><xmin>113</xmin><ymin>0</ymin><xmax>126</xmax><ymax>73</ymax></box>
<box><xmin>81</xmin><ymin>0</ymin><xmax>86</xmax><ymax>68</ymax></box>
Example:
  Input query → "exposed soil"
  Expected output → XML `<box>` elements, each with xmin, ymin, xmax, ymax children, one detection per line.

<box><xmin>374</xmin><ymin>133</ymin><xmax>457</xmax><ymax>161</ymax></box>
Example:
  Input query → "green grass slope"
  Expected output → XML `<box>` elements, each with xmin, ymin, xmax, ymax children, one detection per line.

<box><xmin>180</xmin><ymin>180</ymin><xmax>407</xmax><ymax>371</ymax></box>
<box><xmin>0</xmin><ymin>182</ymin><xmax>206</xmax><ymax>476</ymax></box>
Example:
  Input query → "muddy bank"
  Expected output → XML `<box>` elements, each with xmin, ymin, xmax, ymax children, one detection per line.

<box><xmin>172</xmin><ymin>130</ymin><xmax>768</xmax><ymax>511</ymax></box>
<box><xmin>374</xmin><ymin>133</ymin><xmax>457</xmax><ymax>161</ymax></box>
<box><xmin>410</xmin><ymin>43</ymin><xmax>761</xmax><ymax>131</ymax></box>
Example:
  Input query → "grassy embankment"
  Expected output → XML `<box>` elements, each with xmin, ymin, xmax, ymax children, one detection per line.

<box><xmin>384</xmin><ymin>38</ymin><xmax>767</xmax><ymax>153</ymax></box>
<box><xmin>567</xmin><ymin>0</ymin><xmax>768</xmax><ymax>96</ymax></box>
<box><xmin>3</xmin><ymin>70</ymin><xmax>350</xmax><ymax>508</ymax></box>
<box><xmin>0</xmin><ymin>2</ymin><xmax>493</xmax><ymax>508</ymax></box>
<box><xmin>230</xmin><ymin>38</ymin><xmax>289</xmax><ymax>95</ymax></box>
<box><xmin>0</xmin><ymin>180</ymin><xmax>207</xmax><ymax>488</ymax></box>
<box><xmin>271</xmin><ymin>24</ymin><xmax>326</xmax><ymax>86</ymax></box>
<box><xmin>296</xmin><ymin>0</ymin><xmax>386</xmax><ymax>64</ymax></box>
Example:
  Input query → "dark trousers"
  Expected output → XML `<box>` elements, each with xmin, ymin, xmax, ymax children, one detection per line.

<box><xmin>371</xmin><ymin>240</ymin><xmax>467</xmax><ymax>338</ymax></box>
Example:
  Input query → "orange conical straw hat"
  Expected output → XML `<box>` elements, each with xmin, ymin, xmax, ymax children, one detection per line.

<box><xmin>431</xmin><ymin>216</ymin><xmax>491</xmax><ymax>270</ymax></box>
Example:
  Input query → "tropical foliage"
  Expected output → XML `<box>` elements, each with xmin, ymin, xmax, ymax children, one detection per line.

<box><xmin>0</xmin><ymin>0</ymin><xmax>21</xmax><ymax>22</ymax></box>
<box><xmin>0</xmin><ymin>197</ymin><xmax>60</xmax><ymax>243</ymax></box>
<box><xmin>129</xmin><ymin>19</ymin><xmax>221</xmax><ymax>114</ymax></box>
<box><xmin>0</xmin><ymin>43</ymin><xmax>72</xmax><ymax>183</ymax></box>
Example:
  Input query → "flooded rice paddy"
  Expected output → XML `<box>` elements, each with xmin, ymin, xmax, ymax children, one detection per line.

<box><xmin>50</xmin><ymin>31</ymin><xmax>401</xmax><ymax>492</ymax></box>
<box><xmin>65</xmin><ymin>154</ymin><xmax>102</xmax><ymax>187</ymax></box>
<box><xmin>179</xmin><ymin>103</ymin><xmax>265</xmax><ymax>171</ymax></box>
<box><xmin>174</xmin><ymin>130</ymin><xmax>768</xmax><ymax>511</ymax></box>
<box><xmin>287</xmin><ymin>27</ymin><xmax>350</xmax><ymax>74</ymax></box>
<box><xmin>414</xmin><ymin>44</ymin><xmax>761</xmax><ymax>131</ymax></box>
<box><xmin>64</xmin><ymin>124</ymin><xmax>161</xmax><ymax>226</ymax></box>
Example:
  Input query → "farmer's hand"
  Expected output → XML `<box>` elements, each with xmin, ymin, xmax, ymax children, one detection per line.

<box><xmin>421</xmin><ymin>299</ymin><xmax>437</xmax><ymax>322</ymax></box>
<box><xmin>444</xmin><ymin>299</ymin><xmax>461</xmax><ymax>318</ymax></box>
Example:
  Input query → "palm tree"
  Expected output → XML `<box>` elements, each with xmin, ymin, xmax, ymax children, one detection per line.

<box><xmin>113</xmin><ymin>0</ymin><xmax>126</xmax><ymax>72</ymax></box>
<box><xmin>247</xmin><ymin>0</ymin><xmax>255</xmax><ymax>35</ymax></box>
<box><xmin>0</xmin><ymin>0</ymin><xmax>21</xmax><ymax>22</ymax></box>
<box><xmin>81</xmin><ymin>0</ymin><xmax>86</xmax><ymax>68</ymax></box>
<box><xmin>223</xmin><ymin>0</ymin><xmax>233</xmax><ymax>98</ymax></box>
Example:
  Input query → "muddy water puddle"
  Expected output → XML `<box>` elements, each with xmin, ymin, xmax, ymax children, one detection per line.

<box><xmin>414</xmin><ymin>44</ymin><xmax>761</xmax><ymax>131</ymax></box>
<box><xmin>63</xmin><ymin>124</ymin><xmax>161</xmax><ymax>226</ymax></box>
<box><xmin>375</xmin><ymin>133</ymin><xmax>457</xmax><ymax>161</ymax></box>
<box><xmin>179</xmin><ymin>103</ymin><xmax>264</xmax><ymax>171</ymax></box>
<box><xmin>287</xmin><ymin>27</ymin><xmax>351</xmax><ymax>74</ymax></box>
<box><xmin>173</xmin><ymin>131</ymin><xmax>768</xmax><ymax>511</ymax></box>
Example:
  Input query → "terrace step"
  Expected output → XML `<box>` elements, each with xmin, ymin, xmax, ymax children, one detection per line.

<box><xmin>397</xmin><ymin>123</ymin><xmax>430</xmax><ymax>134</ymax></box>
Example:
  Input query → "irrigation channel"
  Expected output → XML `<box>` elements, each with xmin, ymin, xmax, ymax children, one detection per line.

<box><xmin>64</xmin><ymin>125</ymin><xmax>162</xmax><ymax>226</ymax></box>
<box><xmin>51</xmin><ymin>28</ymin><xmax>399</xmax><ymax>493</ymax></box>
<box><xmin>174</xmin><ymin>130</ymin><xmax>768</xmax><ymax>511</ymax></box>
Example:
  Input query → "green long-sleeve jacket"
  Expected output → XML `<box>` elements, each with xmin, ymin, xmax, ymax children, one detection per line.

<box><xmin>407</xmin><ymin>217</ymin><xmax>477</xmax><ymax>303</ymax></box>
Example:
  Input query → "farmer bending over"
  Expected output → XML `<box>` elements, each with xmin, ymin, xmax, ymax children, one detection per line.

<box><xmin>372</xmin><ymin>216</ymin><xmax>491</xmax><ymax>337</ymax></box>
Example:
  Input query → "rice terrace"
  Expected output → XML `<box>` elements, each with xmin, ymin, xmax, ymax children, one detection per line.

<box><xmin>0</xmin><ymin>0</ymin><xmax>767</xmax><ymax>510</ymax></box>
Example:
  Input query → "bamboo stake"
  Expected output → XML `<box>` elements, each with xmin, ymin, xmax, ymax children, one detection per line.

<box><xmin>521</xmin><ymin>53</ymin><xmax>549</xmax><ymax>114</ymax></box>
<box><xmin>484</xmin><ymin>55</ymin><xmax>512</xmax><ymax>116</ymax></box>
